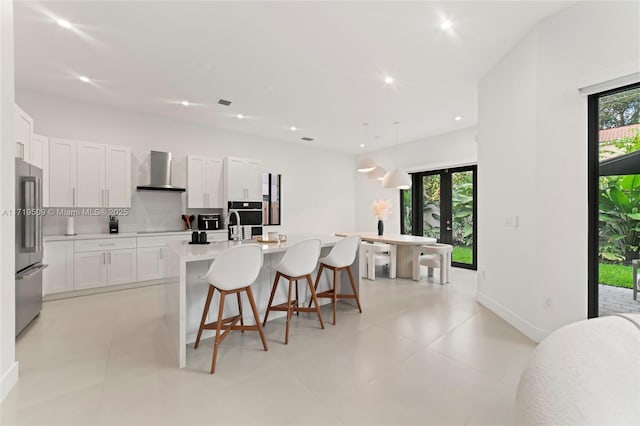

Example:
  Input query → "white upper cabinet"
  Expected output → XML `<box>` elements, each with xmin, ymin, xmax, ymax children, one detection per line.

<box><xmin>105</xmin><ymin>145</ymin><xmax>132</xmax><ymax>207</ymax></box>
<box><xmin>76</xmin><ymin>141</ymin><xmax>106</xmax><ymax>208</ymax></box>
<box><xmin>15</xmin><ymin>105</ymin><xmax>33</xmax><ymax>161</ymax></box>
<box><xmin>224</xmin><ymin>156</ymin><xmax>262</xmax><ymax>201</ymax></box>
<box><xmin>48</xmin><ymin>139</ymin><xmax>131</xmax><ymax>207</ymax></box>
<box><xmin>187</xmin><ymin>155</ymin><xmax>223</xmax><ymax>208</ymax></box>
<box><xmin>49</xmin><ymin>138</ymin><xmax>78</xmax><ymax>207</ymax></box>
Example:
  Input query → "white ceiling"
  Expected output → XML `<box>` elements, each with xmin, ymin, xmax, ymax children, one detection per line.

<box><xmin>14</xmin><ymin>1</ymin><xmax>571</xmax><ymax>153</ymax></box>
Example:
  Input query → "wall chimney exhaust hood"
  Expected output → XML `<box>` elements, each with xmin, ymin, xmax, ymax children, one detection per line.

<box><xmin>136</xmin><ymin>151</ymin><xmax>186</xmax><ymax>192</ymax></box>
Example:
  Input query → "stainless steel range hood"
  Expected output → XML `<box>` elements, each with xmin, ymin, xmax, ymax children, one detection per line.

<box><xmin>136</xmin><ymin>151</ymin><xmax>186</xmax><ymax>192</ymax></box>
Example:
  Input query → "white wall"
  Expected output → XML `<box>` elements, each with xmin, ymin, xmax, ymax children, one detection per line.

<box><xmin>0</xmin><ymin>0</ymin><xmax>18</xmax><ymax>402</ymax></box>
<box><xmin>15</xmin><ymin>89</ymin><xmax>356</xmax><ymax>236</ymax></box>
<box><xmin>477</xmin><ymin>1</ymin><xmax>640</xmax><ymax>341</ymax></box>
<box><xmin>355</xmin><ymin>126</ymin><xmax>477</xmax><ymax>233</ymax></box>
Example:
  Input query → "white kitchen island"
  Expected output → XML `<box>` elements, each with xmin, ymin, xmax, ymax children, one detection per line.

<box><xmin>165</xmin><ymin>234</ymin><xmax>359</xmax><ymax>368</ymax></box>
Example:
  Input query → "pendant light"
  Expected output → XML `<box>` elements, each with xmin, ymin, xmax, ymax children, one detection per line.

<box><xmin>382</xmin><ymin>121</ymin><xmax>411</xmax><ymax>189</ymax></box>
<box><xmin>367</xmin><ymin>136</ymin><xmax>387</xmax><ymax>180</ymax></box>
<box><xmin>357</xmin><ymin>123</ymin><xmax>376</xmax><ymax>172</ymax></box>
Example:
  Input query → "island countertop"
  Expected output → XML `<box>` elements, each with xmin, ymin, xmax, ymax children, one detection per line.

<box><xmin>165</xmin><ymin>233</ymin><xmax>357</xmax><ymax>368</ymax></box>
<box><xmin>168</xmin><ymin>233</ymin><xmax>344</xmax><ymax>262</ymax></box>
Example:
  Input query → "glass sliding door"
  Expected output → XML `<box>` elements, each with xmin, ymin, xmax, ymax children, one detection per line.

<box><xmin>588</xmin><ymin>82</ymin><xmax>640</xmax><ymax>318</ymax></box>
<box><xmin>403</xmin><ymin>166</ymin><xmax>477</xmax><ymax>269</ymax></box>
<box><xmin>449</xmin><ymin>170</ymin><xmax>475</xmax><ymax>266</ymax></box>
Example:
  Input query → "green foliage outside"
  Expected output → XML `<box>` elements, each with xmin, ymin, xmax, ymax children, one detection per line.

<box><xmin>598</xmin><ymin>88</ymin><xmax>640</xmax><ymax>287</ymax></box>
<box><xmin>599</xmin><ymin>262</ymin><xmax>633</xmax><ymax>288</ymax></box>
<box><xmin>453</xmin><ymin>246</ymin><xmax>472</xmax><ymax>264</ymax></box>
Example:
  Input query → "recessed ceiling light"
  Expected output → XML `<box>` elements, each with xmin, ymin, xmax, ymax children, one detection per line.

<box><xmin>181</xmin><ymin>100</ymin><xmax>190</xmax><ymax>106</ymax></box>
<box><xmin>237</xmin><ymin>114</ymin><xmax>244</xmax><ymax>119</ymax></box>
<box><xmin>360</xmin><ymin>144</ymin><xmax>365</xmax><ymax>148</ymax></box>
<box><xmin>290</xmin><ymin>126</ymin><xmax>297</xmax><ymax>132</ymax></box>
<box><xmin>454</xmin><ymin>116</ymin><xmax>462</xmax><ymax>121</ymax></box>
<box><xmin>79</xmin><ymin>76</ymin><xmax>90</xmax><ymax>83</ymax></box>
<box><xmin>301</xmin><ymin>137</ymin><xmax>314</xmax><ymax>142</ymax></box>
<box><xmin>57</xmin><ymin>18</ymin><xmax>72</xmax><ymax>29</ymax></box>
<box><xmin>384</xmin><ymin>76</ymin><xmax>394</xmax><ymax>85</ymax></box>
<box><xmin>441</xmin><ymin>19</ymin><xmax>453</xmax><ymax>30</ymax></box>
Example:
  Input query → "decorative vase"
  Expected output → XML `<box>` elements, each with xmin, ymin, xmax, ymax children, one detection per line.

<box><xmin>377</xmin><ymin>219</ymin><xmax>384</xmax><ymax>236</ymax></box>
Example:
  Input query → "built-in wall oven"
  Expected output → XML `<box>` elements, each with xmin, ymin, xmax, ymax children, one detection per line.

<box><xmin>228</xmin><ymin>201</ymin><xmax>263</xmax><ymax>240</ymax></box>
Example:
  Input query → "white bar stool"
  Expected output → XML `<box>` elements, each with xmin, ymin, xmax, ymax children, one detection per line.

<box><xmin>263</xmin><ymin>239</ymin><xmax>325</xmax><ymax>344</ymax></box>
<box><xmin>362</xmin><ymin>241</ymin><xmax>397</xmax><ymax>280</ymax></box>
<box><xmin>412</xmin><ymin>243</ymin><xmax>453</xmax><ymax>284</ymax></box>
<box><xmin>311</xmin><ymin>235</ymin><xmax>362</xmax><ymax>325</ymax></box>
<box><xmin>194</xmin><ymin>244</ymin><xmax>268</xmax><ymax>374</ymax></box>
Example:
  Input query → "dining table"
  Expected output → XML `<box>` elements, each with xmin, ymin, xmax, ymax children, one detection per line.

<box><xmin>335</xmin><ymin>232</ymin><xmax>436</xmax><ymax>279</ymax></box>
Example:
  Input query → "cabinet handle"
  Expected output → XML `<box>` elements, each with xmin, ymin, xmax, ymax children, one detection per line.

<box><xmin>160</xmin><ymin>247</ymin><xmax>163</xmax><ymax>260</ymax></box>
<box><xmin>107</xmin><ymin>189</ymin><xmax>109</xmax><ymax>207</ymax></box>
<box><xmin>103</xmin><ymin>252</ymin><xmax>106</xmax><ymax>264</ymax></box>
<box><xmin>109</xmin><ymin>252</ymin><xmax>111</xmax><ymax>264</ymax></box>
<box><xmin>72</xmin><ymin>188</ymin><xmax>76</xmax><ymax>206</ymax></box>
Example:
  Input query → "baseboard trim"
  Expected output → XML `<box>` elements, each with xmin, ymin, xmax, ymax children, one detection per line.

<box><xmin>477</xmin><ymin>292</ymin><xmax>549</xmax><ymax>343</ymax></box>
<box><xmin>0</xmin><ymin>361</ymin><xmax>19</xmax><ymax>402</ymax></box>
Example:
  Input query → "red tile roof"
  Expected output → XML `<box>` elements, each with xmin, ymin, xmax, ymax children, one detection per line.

<box><xmin>600</xmin><ymin>124</ymin><xmax>640</xmax><ymax>142</ymax></box>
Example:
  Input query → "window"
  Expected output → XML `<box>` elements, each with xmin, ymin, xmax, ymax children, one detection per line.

<box><xmin>262</xmin><ymin>172</ymin><xmax>281</xmax><ymax>225</ymax></box>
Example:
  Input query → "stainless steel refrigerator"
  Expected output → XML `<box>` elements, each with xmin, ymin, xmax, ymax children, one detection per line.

<box><xmin>15</xmin><ymin>158</ymin><xmax>46</xmax><ymax>336</ymax></box>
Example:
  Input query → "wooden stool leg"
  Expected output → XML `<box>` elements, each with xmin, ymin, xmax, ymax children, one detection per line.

<box><xmin>346</xmin><ymin>266</ymin><xmax>362</xmax><ymax>313</ymax></box>
<box><xmin>332</xmin><ymin>267</ymin><xmax>338</xmax><ymax>325</ymax></box>
<box><xmin>194</xmin><ymin>285</ymin><xmax>215</xmax><ymax>349</ymax></box>
<box><xmin>309</xmin><ymin>264</ymin><xmax>324</xmax><ymax>308</ymax></box>
<box><xmin>246</xmin><ymin>286</ymin><xmax>268</xmax><ymax>352</ymax></box>
<box><xmin>237</xmin><ymin>292</ymin><xmax>244</xmax><ymax>332</ymax></box>
<box><xmin>210</xmin><ymin>291</ymin><xmax>226</xmax><ymax>374</ymax></box>
<box><xmin>295</xmin><ymin>280</ymin><xmax>300</xmax><ymax>316</ymax></box>
<box><xmin>306</xmin><ymin>274</ymin><xmax>325</xmax><ymax>329</ymax></box>
<box><xmin>263</xmin><ymin>272</ymin><xmax>281</xmax><ymax>327</ymax></box>
<box><xmin>285</xmin><ymin>279</ymin><xmax>293</xmax><ymax>345</ymax></box>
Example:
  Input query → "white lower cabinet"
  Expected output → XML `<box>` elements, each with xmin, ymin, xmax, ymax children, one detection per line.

<box><xmin>43</xmin><ymin>241</ymin><xmax>74</xmax><ymax>295</ymax></box>
<box><xmin>136</xmin><ymin>247</ymin><xmax>164</xmax><ymax>281</ymax></box>
<box><xmin>74</xmin><ymin>249</ymin><xmax>137</xmax><ymax>289</ymax></box>
<box><xmin>136</xmin><ymin>235</ymin><xmax>187</xmax><ymax>281</ymax></box>
<box><xmin>107</xmin><ymin>249</ymin><xmax>137</xmax><ymax>285</ymax></box>
<box><xmin>74</xmin><ymin>251</ymin><xmax>108</xmax><ymax>289</ymax></box>
<box><xmin>44</xmin><ymin>232</ymin><xmax>224</xmax><ymax>297</ymax></box>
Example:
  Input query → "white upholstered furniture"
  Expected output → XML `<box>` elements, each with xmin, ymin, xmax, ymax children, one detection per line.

<box><xmin>515</xmin><ymin>314</ymin><xmax>640</xmax><ymax>425</ymax></box>
<box><xmin>411</xmin><ymin>243</ymin><xmax>453</xmax><ymax>284</ymax></box>
<box><xmin>335</xmin><ymin>232</ymin><xmax>436</xmax><ymax>278</ymax></box>
<box><xmin>361</xmin><ymin>242</ymin><xmax>397</xmax><ymax>280</ymax></box>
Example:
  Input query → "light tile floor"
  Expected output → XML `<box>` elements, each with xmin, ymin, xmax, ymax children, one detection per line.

<box><xmin>1</xmin><ymin>268</ymin><xmax>537</xmax><ymax>426</ymax></box>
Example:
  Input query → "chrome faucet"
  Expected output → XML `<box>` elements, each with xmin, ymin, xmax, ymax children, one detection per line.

<box><xmin>227</xmin><ymin>209</ymin><xmax>241</xmax><ymax>241</ymax></box>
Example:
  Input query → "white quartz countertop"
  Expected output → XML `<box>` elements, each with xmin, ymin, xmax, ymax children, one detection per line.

<box><xmin>169</xmin><ymin>233</ymin><xmax>343</xmax><ymax>262</ymax></box>
<box><xmin>43</xmin><ymin>229</ymin><xmax>227</xmax><ymax>242</ymax></box>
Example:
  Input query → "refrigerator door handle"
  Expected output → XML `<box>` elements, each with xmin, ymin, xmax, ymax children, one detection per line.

<box><xmin>16</xmin><ymin>264</ymin><xmax>48</xmax><ymax>280</ymax></box>
<box><xmin>35</xmin><ymin>177</ymin><xmax>42</xmax><ymax>253</ymax></box>
<box><xmin>23</xmin><ymin>176</ymin><xmax>36</xmax><ymax>252</ymax></box>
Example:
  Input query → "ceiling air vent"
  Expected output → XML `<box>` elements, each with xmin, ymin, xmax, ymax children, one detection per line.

<box><xmin>218</xmin><ymin>99</ymin><xmax>232</xmax><ymax>106</ymax></box>
<box><xmin>301</xmin><ymin>137</ymin><xmax>314</xmax><ymax>142</ymax></box>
